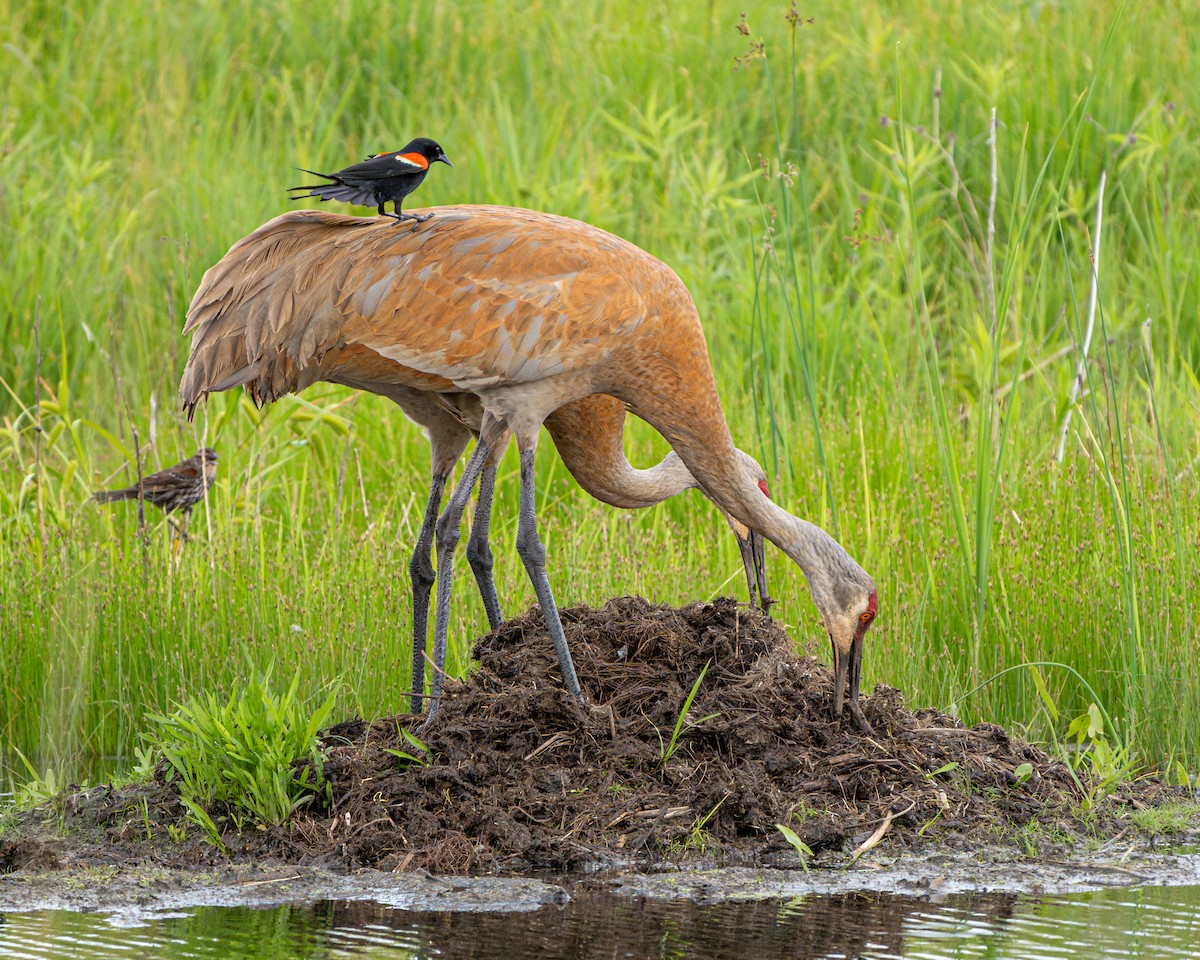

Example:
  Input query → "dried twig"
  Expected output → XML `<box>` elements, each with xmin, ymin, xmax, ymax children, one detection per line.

<box><xmin>33</xmin><ymin>298</ymin><xmax>46</xmax><ymax>556</ymax></box>
<box><xmin>1055</xmin><ymin>170</ymin><xmax>1108</xmax><ymax>463</ymax></box>
<box><xmin>848</xmin><ymin>800</ymin><xmax>915</xmax><ymax>863</ymax></box>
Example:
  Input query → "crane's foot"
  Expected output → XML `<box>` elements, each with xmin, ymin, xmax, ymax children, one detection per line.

<box><xmin>414</xmin><ymin>695</ymin><xmax>442</xmax><ymax>733</ymax></box>
<box><xmin>846</xmin><ymin>698</ymin><xmax>876</xmax><ymax>737</ymax></box>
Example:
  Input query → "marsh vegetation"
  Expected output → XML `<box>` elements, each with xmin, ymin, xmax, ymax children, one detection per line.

<box><xmin>2</xmin><ymin>1</ymin><xmax>1199</xmax><ymax>798</ymax></box>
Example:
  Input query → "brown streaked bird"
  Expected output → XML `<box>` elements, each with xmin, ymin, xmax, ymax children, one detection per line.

<box><xmin>178</xmin><ymin>207</ymin><xmax>878</xmax><ymax>732</ymax></box>
<box><xmin>92</xmin><ymin>448</ymin><xmax>218</xmax><ymax>539</ymax></box>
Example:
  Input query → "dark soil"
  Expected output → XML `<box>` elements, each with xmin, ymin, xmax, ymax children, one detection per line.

<box><xmin>1</xmin><ymin>597</ymin><xmax>1187</xmax><ymax>878</ymax></box>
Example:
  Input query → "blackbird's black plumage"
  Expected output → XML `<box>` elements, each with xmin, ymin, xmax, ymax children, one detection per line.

<box><xmin>289</xmin><ymin>137</ymin><xmax>452</xmax><ymax>229</ymax></box>
<box><xmin>92</xmin><ymin>448</ymin><xmax>218</xmax><ymax>517</ymax></box>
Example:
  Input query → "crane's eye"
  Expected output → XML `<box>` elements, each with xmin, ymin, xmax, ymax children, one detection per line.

<box><xmin>859</xmin><ymin>610</ymin><xmax>874</xmax><ymax>623</ymax></box>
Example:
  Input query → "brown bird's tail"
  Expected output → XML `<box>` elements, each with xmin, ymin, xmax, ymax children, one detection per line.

<box><xmin>91</xmin><ymin>488</ymin><xmax>137</xmax><ymax>504</ymax></box>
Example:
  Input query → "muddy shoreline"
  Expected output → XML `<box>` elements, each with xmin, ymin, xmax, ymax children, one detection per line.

<box><xmin>2</xmin><ymin>846</ymin><xmax>1200</xmax><ymax>918</ymax></box>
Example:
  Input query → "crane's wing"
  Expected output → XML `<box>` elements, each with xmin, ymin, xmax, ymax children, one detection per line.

<box><xmin>180</xmin><ymin>207</ymin><xmax>667</xmax><ymax>414</ymax></box>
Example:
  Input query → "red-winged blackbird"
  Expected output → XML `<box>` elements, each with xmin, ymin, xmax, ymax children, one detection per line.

<box><xmin>92</xmin><ymin>449</ymin><xmax>218</xmax><ymax>529</ymax></box>
<box><xmin>288</xmin><ymin>137</ymin><xmax>452</xmax><ymax>228</ymax></box>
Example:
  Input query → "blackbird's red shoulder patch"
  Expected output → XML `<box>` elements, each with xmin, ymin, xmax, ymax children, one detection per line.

<box><xmin>395</xmin><ymin>152</ymin><xmax>429</xmax><ymax>170</ymax></box>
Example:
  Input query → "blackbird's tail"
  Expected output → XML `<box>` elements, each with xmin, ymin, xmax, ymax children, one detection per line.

<box><xmin>291</xmin><ymin>168</ymin><xmax>343</xmax><ymax>198</ymax></box>
<box><xmin>287</xmin><ymin>168</ymin><xmax>378</xmax><ymax>206</ymax></box>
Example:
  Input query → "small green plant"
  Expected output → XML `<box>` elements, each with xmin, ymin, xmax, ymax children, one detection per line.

<box><xmin>1016</xmin><ymin>820</ymin><xmax>1045</xmax><ymax>858</ymax></box>
<box><xmin>1012</xmin><ymin>762</ymin><xmax>1034</xmax><ymax>785</ymax></box>
<box><xmin>10</xmin><ymin>747</ymin><xmax>68</xmax><ymax>810</ymax></box>
<box><xmin>179</xmin><ymin>798</ymin><xmax>229</xmax><ymax>853</ymax></box>
<box><xmin>124</xmin><ymin>745</ymin><xmax>161</xmax><ymax>785</ymax></box>
<box><xmin>1064</xmin><ymin>702</ymin><xmax>1134</xmax><ymax>807</ymax></box>
<box><xmin>775</xmin><ymin>823</ymin><xmax>812</xmax><ymax>872</ymax></box>
<box><xmin>659</xmin><ymin>660</ymin><xmax>719</xmax><ymax>765</ymax></box>
<box><xmin>683</xmin><ymin>794</ymin><xmax>729</xmax><ymax>853</ymax></box>
<box><xmin>789</xmin><ymin>801</ymin><xmax>820</xmax><ymax>824</ymax></box>
<box><xmin>917</xmin><ymin>809</ymin><xmax>944</xmax><ymax>837</ymax></box>
<box><xmin>384</xmin><ymin>727</ymin><xmax>430</xmax><ymax>768</ymax></box>
<box><xmin>1130</xmin><ymin>803</ymin><xmax>1197</xmax><ymax>839</ymax></box>
<box><xmin>924</xmin><ymin>761</ymin><xmax>960</xmax><ymax>780</ymax></box>
<box><xmin>143</xmin><ymin>667</ymin><xmax>337</xmax><ymax>833</ymax></box>
<box><xmin>138</xmin><ymin>796</ymin><xmax>153</xmax><ymax>841</ymax></box>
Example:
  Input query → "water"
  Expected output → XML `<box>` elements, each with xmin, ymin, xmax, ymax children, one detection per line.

<box><xmin>1</xmin><ymin>884</ymin><xmax>1199</xmax><ymax>960</ymax></box>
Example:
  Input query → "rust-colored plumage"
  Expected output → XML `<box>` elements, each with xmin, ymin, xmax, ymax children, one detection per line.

<box><xmin>180</xmin><ymin>208</ymin><xmax>877</xmax><ymax>730</ymax></box>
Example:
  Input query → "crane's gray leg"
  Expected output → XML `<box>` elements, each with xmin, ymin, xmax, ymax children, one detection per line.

<box><xmin>465</xmin><ymin>464</ymin><xmax>503</xmax><ymax>631</ymax></box>
<box><xmin>424</xmin><ymin>441</ymin><xmax>492</xmax><ymax>723</ymax></box>
<box><xmin>514</xmin><ymin>446</ymin><xmax>583</xmax><ymax>703</ymax></box>
<box><xmin>409</xmin><ymin>472</ymin><xmax>448</xmax><ymax>714</ymax></box>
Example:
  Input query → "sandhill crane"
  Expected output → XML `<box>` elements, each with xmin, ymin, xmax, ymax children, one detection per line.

<box><xmin>179</xmin><ymin>207</ymin><xmax>878</xmax><ymax>731</ymax></box>
<box><xmin>175</xmin><ymin>210</ymin><xmax>770</xmax><ymax>717</ymax></box>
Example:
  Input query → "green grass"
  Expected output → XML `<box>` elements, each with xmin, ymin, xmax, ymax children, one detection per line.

<box><xmin>3</xmin><ymin>0</ymin><xmax>1200</xmax><ymax>788</ymax></box>
<box><xmin>144</xmin><ymin>667</ymin><xmax>336</xmax><ymax>830</ymax></box>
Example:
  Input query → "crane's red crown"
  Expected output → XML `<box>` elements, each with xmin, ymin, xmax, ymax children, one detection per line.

<box><xmin>859</xmin><ymin>590</ymin><xmax>878</xmax><ymax>626</ymax></box>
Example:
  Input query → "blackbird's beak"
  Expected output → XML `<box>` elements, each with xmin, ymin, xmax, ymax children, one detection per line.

<box><xmin>437</xmin><ymin>153</ymin><xmax>453</xmax><ymax>167</ymax></box>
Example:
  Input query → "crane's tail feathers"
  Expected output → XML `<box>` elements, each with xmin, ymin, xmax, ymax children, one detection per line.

<box><xmin>180</xmin><ymin>364</ymin><xmax>258</xmax><ymax>420</ymax></box>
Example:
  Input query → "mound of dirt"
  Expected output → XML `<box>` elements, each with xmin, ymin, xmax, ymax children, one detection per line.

<box><xmin>3</xmin><ymin>598</ymin><xmax>1182</xmax><ymax>877</ymax></box>
<box><xmin>286</xmin><ymin>597</ymin><xmax>1146</xmax><ymax>873</ymax></box>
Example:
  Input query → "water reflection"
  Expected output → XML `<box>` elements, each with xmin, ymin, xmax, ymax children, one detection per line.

<box><xmin>0</xmin><ymin>884</ymin><xmax>1198</xmax><ymax>959</ymax></box>
<box><xmin>380</xmin><ymin>890</ymin><xmax>1020</xmax><ymax>960</ymax></box>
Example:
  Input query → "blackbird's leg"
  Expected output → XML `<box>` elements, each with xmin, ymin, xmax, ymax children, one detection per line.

<box><xmin>381</xmin><ymin>201</ymin><xmax>435</xmax><ymax>230</ymax></box>
<box><xmin>167</xmin><ymin>512</ymin><xmax>191</xmax><ymax>543</ymax></box>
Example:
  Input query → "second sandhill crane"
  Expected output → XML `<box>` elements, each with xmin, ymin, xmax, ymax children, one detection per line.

<box><xmin>180</xmin><ymin>207</ymin><xmax>878</xmax><ymax>731</ymax></box>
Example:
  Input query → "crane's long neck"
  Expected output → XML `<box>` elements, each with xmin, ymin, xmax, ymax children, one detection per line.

<box><xmin>544</xmin><ymin>397</ymin><xmax>698</xmax><ymax>509</ymax></box>
<box><xmin>620</xmin><ymin>362</ymin><xmax>861</xmax><ymax>602</ymax></box>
